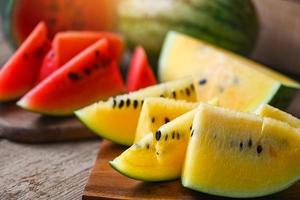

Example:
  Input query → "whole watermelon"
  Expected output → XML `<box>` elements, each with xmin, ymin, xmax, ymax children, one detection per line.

<box><xmin>2</xmin><ymin>0</ymin><xmax>118</xmax><ymax>48</ymax></box>
<box><xmin>118</xmin><ymin>0</ymin><xmax>259</xmax><ymax>57</ymax></box>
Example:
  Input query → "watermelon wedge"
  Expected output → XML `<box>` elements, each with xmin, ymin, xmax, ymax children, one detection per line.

<box><xmin>37</xmin><ymin>31</ymin><xmax>124</xmax><ymax>82</ymax></box>
<box><xmin>53</xmin><ymin>31</ymin><xmax>124</xmax><ymax>66</ymax></box>
<box><xmin>17</xmin><ymin>39</ymin><xmax>125</xmax><ymax>115</ymax></box>
<box><xmin>0</xmin><ymin>22</ymin><xmax>49</xmax><ymax>101</ymax></box>
<box><xmin>126</xmin><ymin>46</ymin><xmax>156</xmax><ymax>92</ymax></box>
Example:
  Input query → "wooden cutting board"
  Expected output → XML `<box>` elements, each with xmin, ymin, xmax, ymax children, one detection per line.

<box><xmin>83</xmin><ymin>140</ymin><xmax>300</xmax><ymax>200</ymax></box>
<box><xmin>0</xmin><ymin>102</ymin><xmax>96</xmax><ymax>143</ymax></box>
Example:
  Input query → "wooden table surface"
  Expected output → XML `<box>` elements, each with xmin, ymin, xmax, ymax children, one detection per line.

<box><xmin>0</xmin><ymin>1</ymin><xmax>300</xmax><ymax>199</ymax></box>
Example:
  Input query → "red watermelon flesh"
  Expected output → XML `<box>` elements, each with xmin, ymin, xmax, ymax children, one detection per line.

<box><xmin>126</xmin><ymin>46</ymin><xmax>157</xmax><ymax>92</ymax></box>
<box><xmin>0</xmin><ymin>22</ymin><xmax>49</xmax><ymax>101</ymax></box>
<box><xmin>36</xmin><ymin>31</ymin><xmax>124</xmax><ymax>82</ymax></box>
<box><xmin>37</xmin><ymin>49</ymin><xmax>60</xmax><ymax>82</ymax></box>
<box><xmin>53</xmin><ymin>31</ymin><xmax>124</xmax><ymax>66</ymax></box>
<box><xmin>17</xmin><ymin>39</ymin><xmax>125</xmax><ymax>116</ymax></box>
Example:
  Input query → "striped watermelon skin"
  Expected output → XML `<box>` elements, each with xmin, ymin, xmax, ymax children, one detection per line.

<box><xmin>118</xmin><ymin>0</ymin><xmax>258</xmax><ymax>57</ymax></box>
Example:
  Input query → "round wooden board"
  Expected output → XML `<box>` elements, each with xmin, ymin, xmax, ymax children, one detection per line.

<box><xmin>0</xmin><ymin>102</ymin><xmax>97</xmax><ymax>143</ymax></box>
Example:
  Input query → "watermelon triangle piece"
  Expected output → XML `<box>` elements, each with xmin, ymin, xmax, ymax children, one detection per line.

<box><xmin>37</xmin><ymin>31</ymin><xmax>124</xmax><ymax>82</ymax></box>
<box><xmin>18</xmin><ymin>39</ymin><xmax>125</xmax><ymax>116</ymax></box>
<box><xmin>0</xmin><ymin>22</ymin><xmax>50</xmax><ymax>101</ymax></box>
<box><xmin>126</xmin><ymin>46</ymin><xmax>157</xmax><ymax>92</ymax></box>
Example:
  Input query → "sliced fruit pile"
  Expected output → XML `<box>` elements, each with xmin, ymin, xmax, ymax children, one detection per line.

<box><xmin>75</xmin><ymin>77</ymin><xmax>198</xmax><ymax>145</ymax></box>
<box><xmin>1</xmin><ymin>21</ymin><xmax>300</xmax><ymax>198</ymax></box>
<box><xmin>0</xmin><ymin>21</ymin><xmax>157</xmax><ymax>115</ymax></box>
<box><xmin>74</xmin><ymin>32</ymin><xmax>300</xmax><ymax>198</ymax></box>
<box><xmin>110</xmin><ymin>101</ymin><xmax>300</xmax><ymax>198</ymax></box>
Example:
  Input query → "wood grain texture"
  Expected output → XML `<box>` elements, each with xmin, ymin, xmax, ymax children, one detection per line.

<box><xmin>0</xmin><ymin>139</ymin><xmax>100</xmax><ymax>200</ymax></box>
<box><xmin>83</xmin><ymin>140</ymin><xmax>300</xmax><ymax>200</ymax></box>
<box><xmin>0</xmin><ymin>102</ymin><xmax>97</xmax><ymax>143</ymax></box>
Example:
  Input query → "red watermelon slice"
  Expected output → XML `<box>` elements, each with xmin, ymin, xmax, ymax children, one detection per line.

<box><xmin>126</xmin><ymin>46</ymin><xmax>156</xmax><ymax>92</ymax></box>
<box><xmin>0</xmin><ymin>22</ymin><xmax>50</xmax><ymax>101</ymax></box>
<box><xmin>18</xmin><ymin>39</ymin><xmax>125</xmax><ymax>115</ymax></box>
<box><xmin>37</xmin><ymin>31</ymin><xmax>124</xmax><ymax>82</ymax></box>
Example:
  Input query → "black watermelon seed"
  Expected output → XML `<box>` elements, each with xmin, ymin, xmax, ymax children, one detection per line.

<box><xmin>199</xmin><ymin>79</ymin><xmax>207</xmax><ymax>85</ymax></box>
<box><xmin>151</xmin><ymin>117</ymin><xmax>155</xmax><ymax>123</ymax></box>
<box><xmin>248</xmin><ymin>139</ymin><xmax>252</xmax><ymax>148</ymax></box>
<box><xmin>112</xmin><ymin>98</ymin><xmax>117</xmax><ymax>108</ymax></box>
<box><xmin>155</xmin><ymin>130</ymin><xmax>161</xmax><ymax>141</ymax></box>
<box><xmin>156</xmin><ymin>152</ymin><xmax>159</xmax><ymax>155</ymax></box>
<box><xmin>257</xmin><ymin>145</ymin><xmax>263</xmax><ymax>154</ymax></box>
<box><xmin>133</xmin><ymin>100</ymin><xmax>138</xmax><ymax>109</ymax></box>
<box><xmin>84</xmin><ymin>68</ymin><xmax>91</xmax><ymax>75</ymax></box>
<box><xmin>189</xmin><ymin>126</ymin><xmax>192</xmax><ymax>131</ymax></box>
<box><xmin>172</xmin><ymin>91</ymin><xmax>176</xmax><ymax>99</ymax></box>
<box><xmin>160</xmin><ymin>94</ymin><xmax>165</xmax><ymax>98</ymax></box>
<box><xmin>239</xmin><ymin>142</ymin><xmax>243</xmax><ymax>150</ymax></box>
<box><xmin>141</xmin><ymin>100</ymin><xmax>144</xmax><ymax>106</ymax></box>
<box><xmin>118</xmin><ymin>100</ymin><xmax>124</xmax><ymax>108</ymax></box>
<box><xmin>185</xmin><ymin>88</ymin><xmax>190</xmax><ymax>96</ymax></box>
<box><xmin>126</xmin><ymin>99</ymin><xmax>131</xmax><ymax>107</ymax></box>
<box><xmin>165</xmin><ymin>134</ymin><xmax>168</xmax><ymax>141</ymax></box>
<box><xmin>190</xmin><ymin>84</ymin><xmax>195</xmax><ymax>91</ymax></box>
<box><xmin>191</xmin><ymin>130</ymin><xmax>194</xmax><ymax>137</ymax></box>
<box><xmin>177</xmin><ymin>133</ymin><xmax>180</xmax><ymax>140</ymax></box>
<box><xmin>172</xmin><ymin>131</ymin><xmax>175</xmax><ymax>139</ymax></box>
<box><xmin>95</xmin><ymin>50</ymin><xmax>100</xmax><ymax>57</ymax></box>
<box><xmin>68</xmin><ymin>72</ymin><xmax>81</xmax><ymax>81</ymax></box>
<box><xmin>146</xmin><ymin>144</ymin><xmax>150</xmax><ymax>149</ymax></box>
<box><xmin>165</xmin><ymin>117</ymin><xmax>170</xmax><ymax>124</ymax></box>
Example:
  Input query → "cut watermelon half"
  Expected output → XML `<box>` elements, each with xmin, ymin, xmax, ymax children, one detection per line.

<box><xmin>126</xmin><ymin>46</ymin><xmax>157</xmax><ymax>92</ymax></box>
<box><xmin>18</xmin><ymin>39</ymin><xmax>125</xmax><ymax>115</ymax></box>
<box><xmin>0</xmin><ymin>21</ymin><xmax>49</xmax><ymax>101</ymax></box>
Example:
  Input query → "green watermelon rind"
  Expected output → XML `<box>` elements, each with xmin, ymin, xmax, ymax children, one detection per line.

<box><xmin>118</xmin><ymin>0</ymin><xmax>259</xmax><ymax>56</ymax></box>
<box><xmin>268</xmin><ymin>85</ymin><xmax>298</xmax><ymax>110</ymax></box>
<box><xmin>17</xmin><ymin>99</ymin><xmax>76</xmax><ymax>116</ymax></box>
<box><xmin>182</xmin><ymin>174</ymin><xmax>300</xmax><ymax>198</ymax></box>
<box><xmin>3</xmin><ymin>0</ymin><xmax>19</xmax><ymax>49</ymax></box>
<box><xmin>74</xmin><ymin>110</ymin><xmax>132</xmax><ymax>146</ymax></box>
<box><xmin>109</xmin><ymin>160</ymin><xmax>179</xmax><ymax>182</ymax></box>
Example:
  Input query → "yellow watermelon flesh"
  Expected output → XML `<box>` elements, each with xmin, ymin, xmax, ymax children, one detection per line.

<box><xmin>182</xmin><ymin>104</ymin><xmax>300</xmax><ymax>198</ymax></box>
